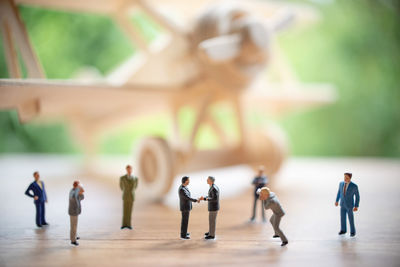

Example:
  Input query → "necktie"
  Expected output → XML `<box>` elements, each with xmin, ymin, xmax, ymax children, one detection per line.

<box><xmin>343</xmin><ymin>183</ymin><xmax>347</xmax><ymax>196</ymax></box>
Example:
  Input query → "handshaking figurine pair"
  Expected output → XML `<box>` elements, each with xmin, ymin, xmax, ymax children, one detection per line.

<box><xmin>178</xmin><ymin>176</ymin><xmax>220</xmax><ymax>240</ymax></box>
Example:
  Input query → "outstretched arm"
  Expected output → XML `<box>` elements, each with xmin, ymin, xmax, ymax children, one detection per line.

<box><xmin>181</xmin><ymin>189</ymin><xmax>197</xmax><ymax>202</ymax></box>
<box><xmin>204</xmin><ymin>188</ymin><xmax>218</xmax><ymax>202</ymax></box>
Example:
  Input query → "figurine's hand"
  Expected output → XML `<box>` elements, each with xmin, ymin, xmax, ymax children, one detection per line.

<box><xmin>34</xmin><ymin>196</ymin><xmax>38</xmax><ymax>201</ymax></box>
<box><xmin>335</xmin><ymin>202</ymin><xmax>338</xmax><ymax>207</ymax></box>
<box><xmin>353</xmin><ymin>207</ymin><xmax>358</xmax><ymax>212</ymax></box>
<box><xmin>200</xmin><ymin>196</ymin><xmax>204</xmax><ymax>201</ymax></box>
<box><xmin>45</xmin><ymin>200</ymin><xmax>48</xmax><ymax>203</ymax></box>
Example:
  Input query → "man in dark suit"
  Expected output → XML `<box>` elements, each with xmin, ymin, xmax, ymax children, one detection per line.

<box><xmin>25</xmin><ymin>171</ymin><xmax>48</xmax><ymax>227</ymax></box>
<box><xmin>335</xmin><ymin>172</ymin><xmax>360</xmax><ymax>237</ymax></box>
<box><xmin>250</xmin><ymin>166</ymin><xmax>268</xmax><ymax>222</ymax></box>
<box><xmin>178</xmin><ymin>176</ymin><xmax>199</xmax><ymax>240</ymax></box>
<box><xmin>200</xmin><ymin>176</ymin><xmax>220</xmax><ymax>240</ymax></box>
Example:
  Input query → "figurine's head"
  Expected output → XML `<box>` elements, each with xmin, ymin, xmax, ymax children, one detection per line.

<box><xmin>344</xmin><ymin>173</ymin><xmax>352</xmax><ymax>183</ymax></box>
<box><xmin>126</xmin><ymin>165</ymin><xmax>132</xmax><ymax>175</ymax></box>
<box><xmin>207</xmin><ymin>176</ymin><xmax>215</xmax><ymax>185</ymax></box>
<box><xmin>182</xmin><ymin>176</ymin><xmax>190</xmax><ymax>186</ymax></box>
<box><xmin>258</xmin><ymin>165</ymin><xmax>265</xmax><ymax>176</ymax></box>
<box><xmin>259</xmin><ymin>187</ymin><xmax>270</xmax><ymax>200</ymax></box>
<box><xmin>73</xmin><ymin>180</ymin><xmax>80</xmax><ymax>188</ymax></box>
<box><xmin>33</xmin><ymin>171</ymin><xmax>40</xmax><ymax>181</ymax></box>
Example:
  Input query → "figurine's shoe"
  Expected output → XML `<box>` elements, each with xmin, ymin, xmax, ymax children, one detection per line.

<box><xmin>338</xmin><ymin>231</ymin><xmax>346</xmax><ymax>235</ymax></box>
<box><xmin>36</xmin><ymin>224</ymin><xmax>42</xmax><ymax>228</ymax></box>
<box><xmin>273</xmin><ymin>235</ymin><xmax>280</xmax><ymax>238</ymax></box>
<box><xmin>186</xmin><ymin>233</ymin><xmax>190</xmax><ymax>237</ymax></box>
<box><xmin>127</xmin><ymin>226</ymin><xmax>133</xmax><ymax>230</ymax></box>
<box><xmin>42</xmin><ymin>222</ymin><xmax>49</xmax><ymax>226</ymax></box>
<box><xmin>281</xmin><ymin>241</ymin><xmax>288</xmax><ymax>246</ymax></box>
<box><xmin>71</xmin><ymin>241</ymin><xmax>79</xmax><ymax>246</ymax></box>
<box><xmin>204</xmin><ymin>232</ymin><xmax>209</xmax><ymax>236</ymax></box>
<box><xmin>180</xmin><ymin>236</ymin><xmax>190</xmax><ymax>240</ymax></box>
<box><xmin>205</xmin><ymin>235</ymin><xmax>215</xmax><ymax>240</ymax></box>
<box><xmin>350</xmin><ymin>233</ymin><xmax>356</xmax><ymax>237</ymax></box>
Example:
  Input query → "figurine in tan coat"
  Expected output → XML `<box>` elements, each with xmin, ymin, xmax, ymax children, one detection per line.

<box><xmin>120</xmin><ymin>165</ymin><xmax>138</xmax><ymax>229</ymax></box>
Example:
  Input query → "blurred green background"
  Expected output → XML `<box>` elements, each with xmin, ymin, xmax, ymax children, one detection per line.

<box><xmin>0</xmin><ymin>0</ymin><xmax>399</xmax><ymax>157</ymax></box>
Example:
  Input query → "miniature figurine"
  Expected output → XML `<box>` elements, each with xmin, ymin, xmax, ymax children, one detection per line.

<box><xmin>120</xmin><ymin>165</ymin><xmax>138</xmax><ymax>230</ymax></box>
<box><xmin>250</xmin><ymin>166</ymin><xmax>268</xmax><ymax>222</ymax></box>
<box><xmin>178</xmin><ymin>176</ymin><xmax>199</xmax><ymax>240</ymax></box>
<box><xmin>68</xmin><ymin>180</ymin><xmax>85</xmax><ymax>246</ymax></box>
<box><xmin>199</xmin><ymin>176</ymin><xmax>220</xmax><ymax>240</ymax></box>
<box><xmin>335</xmin><ymin>172</ymin><xmax>360</xmax><ymax>237</ymax></box>
<box><xmin>259</xmin><ymin>187</ymin><xmax>288</xmax><ymax>246</ymax></box>
<box><xmin>24</xmin><ymin>171</ymin><xmax>48</xmax><ymax>227</ymax></box>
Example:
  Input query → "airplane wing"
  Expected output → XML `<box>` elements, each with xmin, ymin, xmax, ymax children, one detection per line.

<box><xmin>0</xmin><ymin>79</ymin><xmax>180</xmax><ymax>131</ymax></box>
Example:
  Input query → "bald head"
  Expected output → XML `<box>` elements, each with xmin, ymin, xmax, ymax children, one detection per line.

<box><xmin>259</xmin><ymin>187</ymin><xmax>270</xmax><ymax>200</ymax></box>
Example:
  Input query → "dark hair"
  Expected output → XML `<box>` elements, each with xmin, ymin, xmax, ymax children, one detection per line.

<box><xmin>344</xmin><ymin>172</ymin><xmax>352</xmax><ymax>178</ymax></box>
<box><xmin>126</xmin><ymin>165</ymin><xmax>132</xmax><ymax>169</ymax></box>
<box><xmin>208</xmin><ymin>176</ymin><xmax>215</xmax><ymax>182</ymax></box>
<box><xmin>182</xmin><ymin>176</ymin><xmax>189</xmax><ymax>184</ymax></box>
<box><xmin>33</xmin><ymin>171</ymin><xmax>39</xmax><ymax>176</ymax></box>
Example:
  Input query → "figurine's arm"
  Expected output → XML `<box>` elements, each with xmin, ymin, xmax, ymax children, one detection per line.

<box><xmin>335</xmin><ymin>183</ymin><xmax>341</xmax><ymax>204</ymax></box>
<box><xmin>42</xmin><ymin>182</ymin><xmax>48</xmax><ymax>202</ymax></box>
<box><xmin>204</xmin><ymin>188</ymin><xmax>218</xmax><ymax>202</ymax></box>
<box><xmin>354</xmin><ymin>186</ymin><xmax>360</xmax><ymax>209</ymax></box>
<box><xmin>181</xmin><ymin>189</ymin><xmax>197</xmax><ymax>202</ymax></box>
<box><xmin>78</xmin><ymin>193</ymin><xmax>85</xmax><ymax>201</ymax></box>
<box><xmin>134</xmin><ymin>177</ymin><xmax>138</xmax><ymax>190</ymax></box>
<box><xmin>119</xmin><ymin>177</ymin><xmax>124</xmax><ymax>191</ymax></box>
<box><xmin>25</xmin><ymin>184</ymin><xmax>34</xmax><ymax>198</ymax></box>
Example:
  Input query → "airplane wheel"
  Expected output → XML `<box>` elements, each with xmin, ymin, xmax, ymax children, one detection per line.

<box><xmin>135</xmin><ymin>137</ymin><xmax>176</xmax><ymax>200</ymax></box>
<box><xmin>247</xmin><ymin>124</ymin><xmax>288</xmax><ymax>176</ymax></box>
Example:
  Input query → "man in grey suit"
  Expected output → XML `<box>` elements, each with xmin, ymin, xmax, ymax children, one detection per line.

<box><xmin>200</xmin><ymin>176</ymin><xmax>220</xmax><ymax>240</ymax></box>
<box><xmin>68</xmin><ymin>180</ymin><xmax>84</xmax><ymax>246</ymax></box>
<box><xmin>259</xmin><ymin>187</ymin><xmax>288</xmax><ymax>246</ymax></box>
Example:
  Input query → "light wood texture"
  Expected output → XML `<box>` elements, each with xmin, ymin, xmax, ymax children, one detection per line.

<box><xmin>0</xmin><ymin>0</ymin><xmax>44</xmax><ymax>78</ymax></box>
<box><xmin>0</xmin><ymin>156</ymin><xmax>399</xmax><ymax>267</ymax></box>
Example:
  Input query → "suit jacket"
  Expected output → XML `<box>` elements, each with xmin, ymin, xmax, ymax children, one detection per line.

<box><xmin>25</xmin><ymin>181</ymin><xmax>47</xmax><ymax>203</ymax></box>
<box><xmin>252</xmin><ymin>175</ymin><xmax>268</xmax><ymax>196</ymax></box>
<box><xmin>336</xmin><ymin>181</ymin><xmax>360</xmax><ymax>209</ymax></box>
<box><xmin>68</xmin><ymin>187</ymin><xmax>84</xmax><ymax>216</ymax></box>
<box><xmin>179</xmin><ymin>185</ymin><xmax>197</xmax><ymax>212</ymax></box>
<box><xmin>120</xmin><ymin>175</ymin><xmax>138</xmax><ymax>201</ymax></box>
<box><xmin>204</xmin><ymin>184</ymin><xmax>220</xmax><ymax>211</ymax></box>
<box><xmin>263</xmin><ymin>192</ymin><xmax>285</xmax><ymax>217</ymax></box>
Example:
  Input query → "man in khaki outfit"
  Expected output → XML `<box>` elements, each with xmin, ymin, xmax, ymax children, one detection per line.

<box><xmin>120</xmin><ymin>165</ymin><xmax>138</xmax><ymax>229</ymax></box>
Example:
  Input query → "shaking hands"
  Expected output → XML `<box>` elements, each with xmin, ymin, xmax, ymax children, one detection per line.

<box><xmin>197</xmin><ymin>196</ymin><xmax>205</xmax><ymax>203</ymax></box>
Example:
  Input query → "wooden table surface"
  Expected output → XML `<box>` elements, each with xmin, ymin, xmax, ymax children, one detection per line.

<box><xmin>0</xmin><ymin>156</ymin><xmax>399</xmax><ymax>267</ymax></box>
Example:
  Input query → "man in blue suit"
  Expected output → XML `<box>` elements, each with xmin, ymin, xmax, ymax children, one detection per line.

<box><xmin>335</xmin><ymin>172</ymin><xmax>360</xmax><ymax>236</ymax></box>
<box><xmin>25</xmin><ymin>171</ymin><xmax>48</xmax><ymax>227</ymax></box>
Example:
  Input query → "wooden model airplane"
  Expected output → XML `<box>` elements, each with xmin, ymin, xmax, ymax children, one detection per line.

<box><xmin>0</xmin><ymin>0</ymin><xmax>336</xmax><ymax>199</ymax></box>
